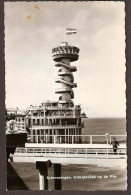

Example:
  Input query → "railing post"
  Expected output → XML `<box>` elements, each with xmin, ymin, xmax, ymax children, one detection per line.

<box><xmin>65</xmin><ymin>148</ymin><xmax>66</xmax><ymax>158</ymax></box>
<box><xmin>90</xmin><ymin>136</ymin><xmax>92</xmax><ymax>144</ymax></box>
<box><xmin>106</xmin><ymin>134</ymin><xmax>109</xmax><ymax>158</ymax></box>
<box><xmin>37</xmin><ymin>135</ymin><xmax>38</xmax><ymax>144</ymax></box>
<box><xmin>85</xmin><ymin>148</ymin><xmax>87</xmax><ymax>159</ymax></box>
<box><xmin>54</xmin><ymin>135</ymin><xmax>56</xmax><ymax>144</ymax></box>
<box><xmin>45</xmin><ymin>148</ymin><xmax>47</xmax><ymax>157</ymax></box>
<box><xmin>54</xmin><ymin>163</ymin><xmax>62</xmax><ymax>190</ymax></box>
<box><xmin>46</xmin><ymin>134</ymin><xmax>47</xmax><ymax>143</ymax></box>
<box><xmin>72</xmin><ymin>135</ymin><xmax>74</xmax><ymax>144</ymax></box>
<box><xmin>109</xmin><ymin>136</ymin><xmax>111</xmax><ymax>144</ymax></box>
<box><xmin>60</xmin><ymin>137</ymin><xmax>62</xmax><ymax>143</ymax></box>
<box><xmin>26</xmin><ymin>147</ymin><xmax>27</xmax><ymax>157</ymax></box>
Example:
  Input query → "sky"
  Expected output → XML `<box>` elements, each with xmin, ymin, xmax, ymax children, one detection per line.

<box><xmin>4</xmin><ymin>1</ymin><xmax>126</xmax><ymax>118</ymax></box>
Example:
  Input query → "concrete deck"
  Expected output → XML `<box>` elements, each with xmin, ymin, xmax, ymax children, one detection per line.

<box><xmin>25</xmin><ymin>143</ymin><xmax>126</xmax><ymax>149</ymax></box>
<box><xmin>13</xmin><ymin>156</ymin><xmax>127</xmax><ymax>169</ymax></box>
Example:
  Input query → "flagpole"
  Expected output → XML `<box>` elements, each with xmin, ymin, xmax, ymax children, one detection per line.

<box><xmin>65</xmin><ymin>28</ymin><xmax>77</xmax><ymax>43</ymax></box>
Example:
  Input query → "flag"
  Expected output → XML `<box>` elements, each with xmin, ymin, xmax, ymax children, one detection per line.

<box><xmin>66</xmin><ymin>28</ymin><xmax>76</xmax><ymax>35</ymax></box>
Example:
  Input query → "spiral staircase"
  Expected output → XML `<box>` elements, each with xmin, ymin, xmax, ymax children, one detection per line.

<box><xmin>52</xmin><ymin>42</ymin><xmax>79</xmax><ymax>106</ymax></box>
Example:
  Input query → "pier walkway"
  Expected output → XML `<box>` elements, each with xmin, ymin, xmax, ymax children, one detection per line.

<box><xmin>13</xmin><ymin>156</ymin><xmax>127</xmax><ymax>169</ymax></box>
<box><xmin>13</xmin><ymin>134</ymin><xmax>127</xmax><ymax>164</ymax></box>
<box><xmin>14</xmin><ymin>143</ymin><xmax>127</xmax><ymax>161</ymax></box>
<box><xmin>25</xmin><ymin>143</ymin><xmax>126</xmax><ymax>149</ymax></box>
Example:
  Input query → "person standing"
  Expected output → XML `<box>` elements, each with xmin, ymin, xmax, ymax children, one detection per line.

<box><xmin>110</xmin><ymin>137</ymin><xmax>120</xmax><ymax>154</ymax></box>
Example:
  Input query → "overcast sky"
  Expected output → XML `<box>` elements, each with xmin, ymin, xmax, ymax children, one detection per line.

<box><xmin>5</xmin><ymin>1</ymin><xmax>125</xmax><ymax>118</ymax></box>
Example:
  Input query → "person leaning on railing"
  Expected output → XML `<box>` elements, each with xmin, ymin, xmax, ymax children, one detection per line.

<box><xmin>110</xmin><ymin>137</ymin><xmax>120</xmax><ymax>154</ymax></box>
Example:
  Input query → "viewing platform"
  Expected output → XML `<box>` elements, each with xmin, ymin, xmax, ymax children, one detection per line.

<box><xmin>52</xmin><ymin>44</ymin><xmax>79</xmax><ymax>62</ymax></box>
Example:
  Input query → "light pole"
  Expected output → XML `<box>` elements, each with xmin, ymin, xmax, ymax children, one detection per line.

<box><xmin>105</xmin><ymin>134</ymin><xmax>109</xmax><ymax>159</ymax></box>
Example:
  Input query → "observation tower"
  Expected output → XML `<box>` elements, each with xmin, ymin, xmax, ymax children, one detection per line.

<box><xmin>52</xmin><ymin>42</ymin><xmax>79</xmax><ymax>107</ymax></box>
<box><xmin>51</xmin><ymin>42</ymin><xmax>86</xmax><ymax>143</ymax></box>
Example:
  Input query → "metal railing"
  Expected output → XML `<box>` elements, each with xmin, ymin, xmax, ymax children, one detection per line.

<box><xmin>27</xmin><ymin>134</ymin><xmax>126</xmax><ymax>145</ymax></box>
<box><xmin>30</xmin><ymin>124</ymin><xmax>84</xmax><ymax>129</ymax></box>
<box><xmin>28</xmin><ymin>114</ymin><xmax>86</xmax><ymax>118</ymax></box>
<box><xmin>27</xmin><ymin>104</ymin><xmax>81</xmax><ymax>110</ymax></box>
<box><xmin>15</xmin><ymin>147</ymin><xmax>127</xmax><ymax>159</ymax></box>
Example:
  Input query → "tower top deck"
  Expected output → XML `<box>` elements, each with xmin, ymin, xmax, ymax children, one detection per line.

<box><xmin>52</xmin><ymin>42</ymin><xmax>80</xmax><ymax>62</ymax></box>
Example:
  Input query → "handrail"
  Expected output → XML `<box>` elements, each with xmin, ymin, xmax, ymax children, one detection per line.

<box><xmin>15</xmin><ymin>147</ymin><xmax>127</xmax><ymax>159</ymax></box>
<box><xmin>28</xmin><ymin>134</ymin><xmax>126</xmax><ymax>137</ymax></box>
<box><xmin>27</xmin><ymin>134</ymin><xmax>127</xmax><ymax>145</ymax></box>
<box><xmin>30</xmin><ymin>125</ymin><xmax>84</xmax><ymax>130</ymax></box>
<box><xmin>28</xmin><ymin>114</ymin><xmax>86</xmax><ymax>118</ymax></box>
<box><xmin>26</xmin><ymin>105</ymin><xmax>81</xmax><ymax>110</ymax></box>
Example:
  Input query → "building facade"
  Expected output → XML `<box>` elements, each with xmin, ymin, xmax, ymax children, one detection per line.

<box><xmin>6</xmin><ymin>108</ymin><xmax>26</xmax><ymax>133</ymax></box>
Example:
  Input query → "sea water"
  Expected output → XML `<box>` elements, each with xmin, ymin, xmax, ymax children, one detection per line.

<box><xmin>82</xmin><ymin>118</ymin><xmax>126</xmax><ymax>144</ymax></box>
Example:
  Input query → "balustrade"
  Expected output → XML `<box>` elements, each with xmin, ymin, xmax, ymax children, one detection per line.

<box><xmin>27</xmin><ymin>134</ymin><xmax>127</xmax><ymax>145</ymax></box>
<box><xmin>52</xmin><ymin>46</ymin><xmax>79</xmax><ymax>55</ymax></box>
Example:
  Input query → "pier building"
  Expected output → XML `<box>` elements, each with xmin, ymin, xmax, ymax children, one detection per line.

<box><xmin>24</xmin><ymin>42</ymin><xmax>86</xmax><ymax>143</ymax></box>
<box><xmin>6</xmin><ymin>108</ymin><xmax>27</xmax><ymax>160</ymax></box>
<box><xmin>6</xmin><ymin>108</ymin><xmax>26</xmax><ymax>132</ymax></box>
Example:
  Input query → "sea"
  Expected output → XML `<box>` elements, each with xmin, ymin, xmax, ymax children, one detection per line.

<box><xmin>7</xmin><ymin>118</ymin><xmax>127</xmax><ymax>191</ymax></box>
<box><xmin>82</xmin><ymin>118</ymin><xmax>126</xmax><ymax>144</ymax></box>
